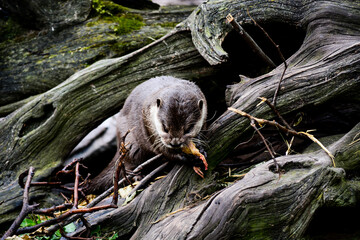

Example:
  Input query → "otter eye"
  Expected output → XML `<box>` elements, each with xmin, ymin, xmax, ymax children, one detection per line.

<box><xmin>157</xmin><ymin>98</ymin><xmax>162</xmax><ymax>107</ymax></box>
<box><xmin>184</xmin><ymin>124</ymin><xmax>194</xmax><ymax>134</ymax></box>
<box><xmin>162</xmin><ymin>123</ymin><xmax>169</xmax><ymax>133</ymax></box>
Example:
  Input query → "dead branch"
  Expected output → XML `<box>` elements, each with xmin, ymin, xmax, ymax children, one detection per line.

<box><xmin>113</xmin><ymin>129</ymin><xmax>131</xmax><ymax>205</ymax></box>
<box><xmin>258</xmin><ymin>97</ymin><xmax>294</xmax><ymax>131</ymax></box>
<box><xmin>228</xmin><ymin>107</ymin><xmax>336</xmax><ymax>166</ymax></box>
<box><xmin>245</xmin><ymin>9</ymin><xmax>288</xmax><ymax>106</ymax></box>
<box><xmin>9</xmin><ymin>129</ymin><xmax>167</xmax><ymax>237</ymax></box>
<box><xmin>18</xmin><ymin>169</ymin><xmax>62</xmax><ymax>188</ymax></box>
<box><xmin>2</xmin><ymin>167</ymin><xmax>38</xmax><ymax>240</ymax></box>
<box><xmin>33</xmin><ymin>203</ymin><xmax>73</xmax><ymax>216</ymax></box>
<box><xmin>132</xmin><ymin>154</ymin><xmax>163</xmax><ymax>174</ymax></box>
<box><xmin>73</xmin><ymin>162</ymin><xmax>81</xmax><ymax>209</ymax></box>
<box><xmin>79</xmin><ymin>216</ymin><xmax>92</xmax><ymax>238</ymax></box>
<box><xmin>3</xmin><ymin>159</ymin><xmax>119</xmax><ymax>238</ymax></box>
<box><xmin>127</xmin><ymin>162</ymin><xmax>169</xmax><ymax>198</ymax></box>
<box><xmin>249</xmin><ymin>119</ymin><xmax>279</xmax><ymax>172</ymax></box>
<box><xmin>226</xmin><ymin>13</ymin><xmax>276</xmax><ymax>68</ymax></box>
<box><xmin>47</xmin><ymin>157</ymin><xmax>168</xmax><ymax>236</ymax></box>
<box><xmin>16</xmin><ymin>203</ymin><xmax>117</xmax><ymax>235</ymax></box>
<box><xmin>56</xmin><ymin>158</ymin><xmax>85</xmax><ymax>179</ymax></box>
<box><xmin>50</xmin><ymin>156</ymin><xmax>164</xmax><ymax>232</ymax></box>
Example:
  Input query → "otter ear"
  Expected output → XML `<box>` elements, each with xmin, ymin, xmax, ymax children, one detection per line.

<box><xmin>198</xmin><ymin>99</ymin><xmax>204</xmax><ymax>110</ymax></box>
<box><xmin>156</xmin><ymin>98</ymin><xmax>162</xmax><ymax>108</ymax></box>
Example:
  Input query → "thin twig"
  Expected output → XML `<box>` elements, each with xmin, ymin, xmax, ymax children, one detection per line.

<box><xmin>113</xmin><ymin>147</ymin><xmax>128</xmax><ymax>205</ymax></box>
<box><xmin>73</xmin><ymin>162</ymin><xmax>80</xmax><ymax>209</ymax></box>
<box><xmin>33</xmin><ymin>203</ymin><xmax>73</xmax><ymax>216</ymax></box>
<box><xmin>113</xmin><ymin>129</ymin><xmax>132</xmax><ymax>205</ymax></box>
<box><xmin>79</xmin><ymin>216</ymin><xmax>92</xmax><ymax>238</ymax></box>
<box><xmin>18</xmin><ymin>170</ymin><xmax>62</xmax><ymax>188</ymax></box>
<box><xmin>127</xmin><ymin>162</ymin><xmax>169</xmax><ymax>198</ymax></box>
<box><xmin>113</xmin><ymin>152</ymin><xmax>123</xmax><ymax>205</ymax></box>
<box><xmin>47</xmin><ymin>154</ymin><xmax>164</xmax><ymax>235</ymax></box>
<box><xmin>246</xmin><ymin>9</ymin><xmax>287</xmax><ymax>65</ymax></box>
<box><xmin>245</xmin><ymin>9</ymin><xmax>288</xmax><ymax>106</ymax></box>
<box><xmin>132</xmin><ymin>154</ymin><xmax>163</xmax><ymax>174</ymax></box>
<box><xmin>16</xmin><ymin>204</ymin><xmax>117</xmax><ymax>235</ymax></box>
<box><xmin>229</xmin><ymin>107</ymin><xmax>299</xmax><ymax>136</ymax></box>
<box><xmin>258</xmin><ymin>97</ymin><xmax>294</xmax><ymax>131</ymax></box>
<box><xmin>272</xmin><ymin>65</ymin><xmax>287</xmax><ymax>107</ymax></box>
<box><xmin>10</xmin><ymin>161</ymin><xmax>117</xmax><ymax>237</ymax></box>
<box><xmin>226</xmin><ymin>13</ymin><xmax>276</xmax><ymax>68</ymax></box>
<box><xmin>46</xmin><ymin>179</ymin><xmax>127</xmax><ymax>235</ymax></box>
<box><xmin>250</xmin><ymin>119</ymin><xmax>279</xmax><ymax>172</ymax></box>
<box><xmin>2</xmin><ymin>167</ymin><xmax>39</xmax><ymax>240</ymax></box>
<box><xmin>56</xmin><ymin>158</ymin><xmax>84</xmax><ymax>179</ymax></box>
<box><xmin>229</xmin><ymin>107</ymin><xmax>336</xmax><ymax>167</ymax></box>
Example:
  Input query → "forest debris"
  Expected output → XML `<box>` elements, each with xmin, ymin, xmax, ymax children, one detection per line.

<box><xmin>258</xmin><ymin>97</ymin><xmax>293</xmax><ymax>130</ymax></box>
<box><xmin>349</xmin><ymin>131</ymin><xmax>360</xmax><ymax>146</ymax></box>
<box><xmin>119</xmin><ymin>182</ymin><xmax>137</xmax><ymax>199</ymax></box>
<box><xmin>299</xmin><ymin>131</ymin><xmax>336</xmax><ymax>167</ymax></box>
<box><xmin>229</xmin><ymin>107</ymin><xmax>336</xmax><ymax>167</ymax></box>
<box><xmin>226</xmin><ymin>13</ymin><xmax>276</xmax><ymax>68</ymax></box>
<box><xmin>245</xmin><ymin>9</ymin><xmax>288</xmax><ymax>106</ymax></box>
<box><xmin>249</xmin><ymin>119</ymin><xmax>280</xmax><ymax>173</ymax></box>
<box><xmin>112</xmin><ymin>129</ymin><xmax>131</xmax><ymax>205</ymax></box>
<box><xmin>124</xmin><ymin>162</ymin><xmax>169</xmax><ymax>203</ymax></box>
<box><xmin>285</xmin><ymin>136</ymin><xmax>295</xmax><ymax>156</ymax></box>
<box><xmin>2</xmin><ymin>167</ymin><xmax>38</xmax><ymax>240</ymax></box>
<box><xmin>3</xmin><ymin>160</ymin><xmax>119</xmax><ymax>239</ymax></box>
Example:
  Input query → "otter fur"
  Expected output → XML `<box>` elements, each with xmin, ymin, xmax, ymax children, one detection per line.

<box><xmin>87</xmin><ymin>76</ymin><xmax>207</xmax><ymax>193</ymax></box>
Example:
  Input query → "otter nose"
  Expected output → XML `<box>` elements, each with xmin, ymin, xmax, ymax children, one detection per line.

<box><xmin>170</xmin><ymin>138</ymin><xmax>182</xmax><ymax>148</ymax></box>
<box><xmin>170</xmin><ymin>143</ymin><xmax>182</xmax><ymax>148</ymax></box>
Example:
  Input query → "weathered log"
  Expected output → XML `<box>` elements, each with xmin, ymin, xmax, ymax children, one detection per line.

<box><xmin>0</xmin><ymin>0</ymin><xmax>92</xmax><ymax>29</ymax></box>
<box><xmin>70</xmin><ymin>0</ymin><xmax>360</xmax><ymax>238</ymax></box>
<box><xmin>1</xmin><ymin>0</ymin><xmax>360</xmax><ymax>238</ymax></box>
<box><xmin>0</xmin><ymin>28</ymin><xmax>217</xmax><ymax>230</ymax></box>
<box><xmin>72</xmin><ymin>123</ymin><xmax>359</xmax><ymax>239</ymax></box>
<box><xmin>0</xmin><ymin>4</ymin><xmax>194</xmax><ymax>114</ymax></box>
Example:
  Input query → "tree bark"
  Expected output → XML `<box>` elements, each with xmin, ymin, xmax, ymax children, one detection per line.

<box><xmin>0</xmin><ymin>28</ymin><xmax>218</xmax><ymax>230</ymax></box>
<box><xmin>0</xmin><ymin>5</ymin><xmax>194</xmax><ymax>115</ymax></box>
<box><xmin>74</xmin><ymin>123</ymin><xmax>359</xmax><ymax>239</ymax></box>
<box><xmin>1</xmin><ymin>0</ymin><xmax>360</xmax><ymax>238</ymax></box>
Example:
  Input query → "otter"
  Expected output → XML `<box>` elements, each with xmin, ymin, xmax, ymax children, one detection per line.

<box><xmin>87</xmin><ymin>76</ymin><xmax>207</xmax><ymax>193</ymax></box>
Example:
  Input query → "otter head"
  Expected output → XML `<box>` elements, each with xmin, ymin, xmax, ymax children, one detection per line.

<box><xmin>150</xmin><ymin>89</ymin><xmax>207</xmax><ymax>151</ymax></box>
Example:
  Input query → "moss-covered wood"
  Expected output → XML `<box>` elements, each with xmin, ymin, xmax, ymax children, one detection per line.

<box><xmin>1</xmin><ymin>0</ymin><xmax>360</xmax><ymax>238</ymax></box>
<box><xmin>0</xmin><ymin>4</ymin><xmax>194</xmax><ymax>115</ymax></box>
<box><xmin>77</xmin><ymin>124</ymin><xmax>359</xmax><ymax>239</ymax></box>
<box><xmin>74</xmin><ymin>0</ymin><xmax>359</xmax><ymax>238</ymax></box>
<box><xmin>0</xmin><ymin>29</ymin><xmax>217</xmax><ymax>230</ymax></box>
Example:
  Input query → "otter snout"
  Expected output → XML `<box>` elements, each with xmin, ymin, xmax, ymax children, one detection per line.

<box><xmin>169</xmin><ymin>138</ymin><xmax>183</xmax><ymax>148</ymax></box>
<box><xmin>161</xmin><ymin>136</ymin><xmax>184</xmax><ymax>149</ymax></box>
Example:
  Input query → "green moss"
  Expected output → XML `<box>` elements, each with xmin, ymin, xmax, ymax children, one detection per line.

<box><xmin>110</xmin><ymin>14</ymin><xmax>144</xmax><ymax>35</ymax></box>
<box><xmin>111</xmin><ymin>40</ymin><xmax>147</xmax><ymax>56</ymax></box>
<box><xmin>86</xmin><ymin>21</ymin><xmax>97</xmax><ymax>27</ymax></box>
<box><xmin>89</xmin><ymin>0</ymin><xmax>144</xmax><ymax>35</ymax></box>
<box><xmin>111</xmin><ymin>30</ymin><xmax>166</xmax><ymax>55</ymax></box>
<box><xmin>91</xmin><ymin>0</ymin><xmax>128</xmax><ymax>17</ymax></box>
